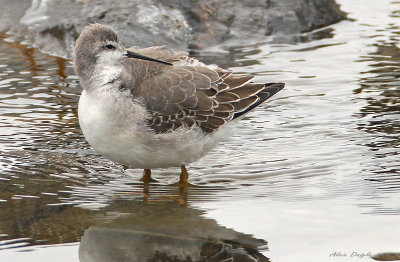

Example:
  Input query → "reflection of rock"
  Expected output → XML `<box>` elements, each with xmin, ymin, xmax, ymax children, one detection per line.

<box><xmin>190</xmin><ymin>27</ymin><xmax>336</xmax><ymax>69</ymax></box>
<box><xmin>356</xmin><ymin>43</ymin><xmax>400</xmax><ymax>129</ymax></box>
<box><xmin>79</xmin><ymin>201</ymin><xmax>269</xmax><ymax>262</ymax></box>
<box><xmin>354</xmin><ymin>40</ymin><xmax>400</xmax><ymax>214</ymax></box>
<box><xmin>355</xmin><ymin>43</ymin><xmax>400</xmax><ymax>149</ymax></box>
<box><xmin>0</xmin><ymin>0</ymin><xmax>345</xmax><ymax>58</ymax></box>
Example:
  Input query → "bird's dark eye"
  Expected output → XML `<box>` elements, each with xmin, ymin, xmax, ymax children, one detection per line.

<box><xmin>105</xmin><ymin>44</ymin><xmax>115</xmax><ymax>50</ymax></box>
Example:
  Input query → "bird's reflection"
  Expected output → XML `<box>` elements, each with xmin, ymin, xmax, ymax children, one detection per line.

<box><xmin>79</xmin><ymin>200</ymin><xmax>269</xmax><ymax>262</ymax></box>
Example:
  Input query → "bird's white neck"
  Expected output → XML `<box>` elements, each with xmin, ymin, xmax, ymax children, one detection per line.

<box><xmin>84</xmin><ymin>64</ymin><xmax>123</xmax><ymax>92</ymax></box>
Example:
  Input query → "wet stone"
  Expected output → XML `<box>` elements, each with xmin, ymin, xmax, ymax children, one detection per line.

<box><xmin>0</xmin><ymin>0</ymin><xmax>346</xmax><ymax>58</ymax></box>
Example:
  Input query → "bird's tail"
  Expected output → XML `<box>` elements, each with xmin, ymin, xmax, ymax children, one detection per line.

<box><xmin>232</xmin><ymin>82</ymin><xmax>285</xmax><ymax>120</ymax></box>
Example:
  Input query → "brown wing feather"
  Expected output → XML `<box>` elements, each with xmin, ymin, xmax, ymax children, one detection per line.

<box><xmin>123</xmin><ymin>48</ymin><xmax>284</xmax><ymax>134</ymax></box>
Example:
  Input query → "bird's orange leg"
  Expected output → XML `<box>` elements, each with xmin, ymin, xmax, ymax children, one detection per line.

<box><xmin>179</xmin><ymin>165</ymin><xmax>189</xmax><ymax>186</ymax></box>
<box><xmin>141</xmin><ymin>169</ymin><xmax>152</xmax><ymax>183</ymax></box>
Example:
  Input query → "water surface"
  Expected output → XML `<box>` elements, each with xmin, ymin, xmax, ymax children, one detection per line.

<box><xmin>0</xmin><ymin>0</ymin><xmax>399</xmax><ymax>261</ymax></box>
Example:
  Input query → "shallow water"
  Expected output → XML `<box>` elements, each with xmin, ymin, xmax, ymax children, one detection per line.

<box><xmin>0</xmin><ymin>0</ymin><xmax>399</xmax><ymax>261</ymax></box>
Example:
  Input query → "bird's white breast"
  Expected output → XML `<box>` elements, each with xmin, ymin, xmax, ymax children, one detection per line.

<box><xmin>78</xmin><ymin>89</ymin><xmax>147</xmax><ymax>165</ymax></box>
<box><xmin>78</xmin><ymin>88</ymin><xmax>228</xmax><ymax>169</ymax></box>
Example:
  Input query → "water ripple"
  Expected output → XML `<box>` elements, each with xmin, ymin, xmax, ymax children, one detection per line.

<box><xmin>0</xmin><ymin>1</ymin><xmax>400</xmax><ymax>260</ymax></box>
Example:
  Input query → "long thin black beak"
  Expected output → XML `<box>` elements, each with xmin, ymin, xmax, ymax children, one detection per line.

<box><xmin>124</xmin><ymin>50</ymin><xmax>172</xmax><ymax>66</ymax></box>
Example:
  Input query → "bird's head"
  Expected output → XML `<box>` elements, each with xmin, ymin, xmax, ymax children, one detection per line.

<box><xmin>73</xmin><ymin>23</ymin><xmax>171</xmax><ymax>84</ymax></box>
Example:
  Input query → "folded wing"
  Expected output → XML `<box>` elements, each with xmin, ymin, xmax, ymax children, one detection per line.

<box><xmin>128</xmin><ymin>47</ymin><xmax>284</xmax><ymax>134</ymax></box>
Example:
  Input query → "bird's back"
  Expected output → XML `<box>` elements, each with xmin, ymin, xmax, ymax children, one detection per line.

<box><xmin>122</xmin><ymin>46</ymin><xmax>284</xmax><ymax>134</ymax></box>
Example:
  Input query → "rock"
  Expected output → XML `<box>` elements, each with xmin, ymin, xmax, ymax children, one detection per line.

<box><xmin>372</xmin><ymin>252</ymin><xmax>400</xmax><ymax>261</ymax></box>
<box><xmin>0</xmin><ymin>0</ymin><xmax>346</xmax><ymax>58</ymax></box>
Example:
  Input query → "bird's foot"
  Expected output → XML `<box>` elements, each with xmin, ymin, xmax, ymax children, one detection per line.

<box><xmin>177</xmin><ymin>165</ymin><xmax>189</xmax><ymax>187</ymax></box>
<box><xmin>140</xmin><ymin>169</ymin><xmax>158</xmax><ymax>183</ymax></box>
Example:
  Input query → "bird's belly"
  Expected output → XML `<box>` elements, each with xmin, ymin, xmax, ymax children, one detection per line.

<box><xmin>78</xmin><ymin>91</ymin><xmax>225</xmax><ymax>169</ymax></box>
